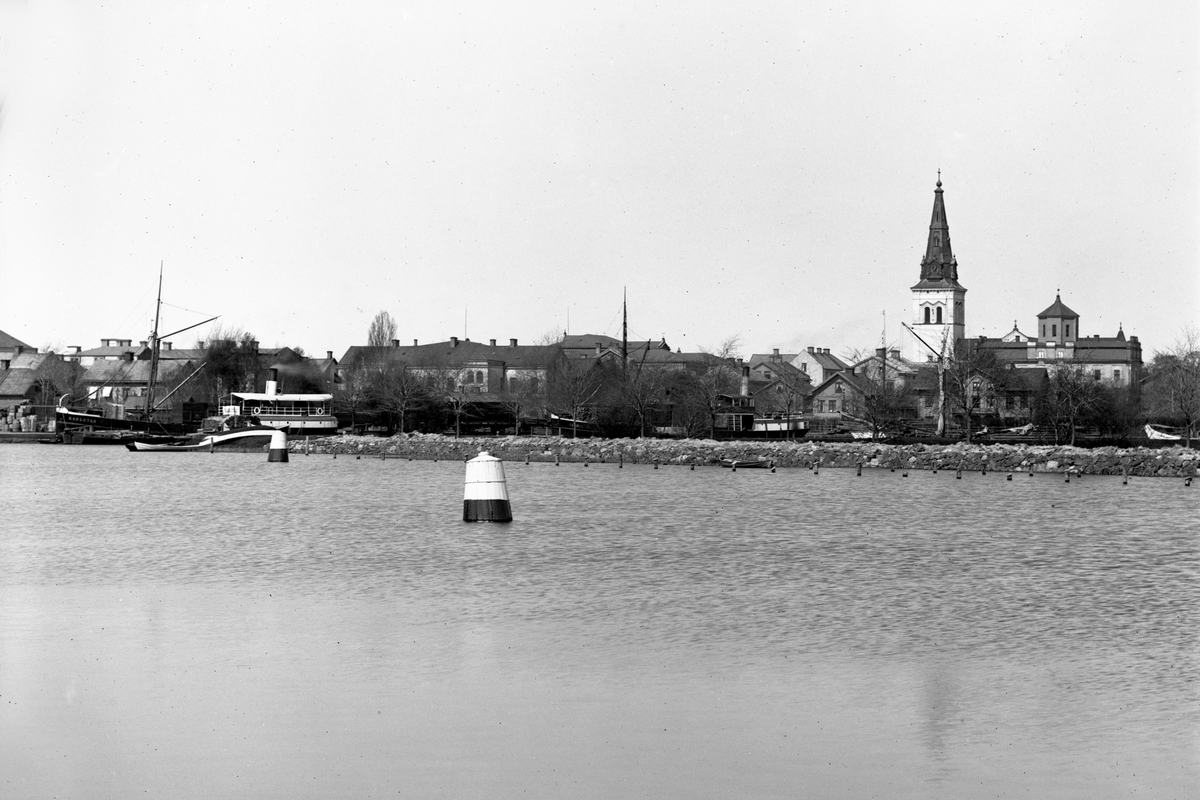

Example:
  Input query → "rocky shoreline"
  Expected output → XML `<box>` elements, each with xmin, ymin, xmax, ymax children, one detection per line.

<box><xmin>291</xmin><ymin>433</ymin><xmax>1200</xmax><ymax>478</ymax></box>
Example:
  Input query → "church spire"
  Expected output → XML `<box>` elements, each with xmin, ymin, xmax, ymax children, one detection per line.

<box><xmin>919</xmin><ymin>173</ymin><xmax>958</xmax><ymax>283</ymax></box>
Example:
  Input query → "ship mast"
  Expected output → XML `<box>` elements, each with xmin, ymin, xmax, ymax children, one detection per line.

<box><xmin>145</xmin><ymin>263</ymin><xmax>163</xmax><ymax>425</ymax></box>
<box><xmin>621</xmin><ymin>288</ymin><xmax>628</xmax><ymax>374</ymax></box>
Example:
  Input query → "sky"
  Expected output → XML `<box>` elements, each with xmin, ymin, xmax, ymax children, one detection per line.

<box><xmin>1</xmin><ymin>1</ymin><xmax>1196</xmax><ymax>362</ymax></box>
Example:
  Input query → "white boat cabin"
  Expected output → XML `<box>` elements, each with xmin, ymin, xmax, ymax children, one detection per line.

<box><xmin>224</xmin><ymin>383</ymin><xmax>336</xmax><ymax>435</ymax></box>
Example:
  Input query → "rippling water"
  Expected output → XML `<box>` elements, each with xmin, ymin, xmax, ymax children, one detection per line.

<box><xmin>2</xmin><ymin>446</ymin><xmax>1197</xmax><ymax>798</ymax></box>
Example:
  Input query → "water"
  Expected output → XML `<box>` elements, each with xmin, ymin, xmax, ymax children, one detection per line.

<box><xmin>2</xmin><ymin>446</ymin><xmax>1197</xmax><ymax>799</ymax></box>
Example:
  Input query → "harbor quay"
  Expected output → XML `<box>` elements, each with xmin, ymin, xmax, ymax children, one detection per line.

<box><xmin>291</xmin><ymin>433</ymin><xmax>1200</xmax><ymax>479</ymax></box>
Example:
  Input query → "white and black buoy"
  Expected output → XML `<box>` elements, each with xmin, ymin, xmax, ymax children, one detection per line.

<box><xmin>463</xmin><ymin>451</ymin><xmax>512</xmax><ymax>523</ymax></box>
<box><xmin>268</xmin><ymin>430</ymin><xmax>289</xmax><ymax>463</ymax></box>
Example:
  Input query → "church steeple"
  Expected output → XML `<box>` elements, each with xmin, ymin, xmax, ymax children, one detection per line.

<box><xmin>919</xmin><ymin>172</ymin><xmax>959</xmax><ymax>284</ymax></box>
<box><xmin>907</xmin><ymin>173</ymin><xmax>967</xmax><ymax>363</ymax></box>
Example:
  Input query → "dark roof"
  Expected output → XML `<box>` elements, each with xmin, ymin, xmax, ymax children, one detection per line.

<box><xmin>341</xmin><ymin>340</ymin><xmax>561</xmax><ymax>371</ymax></box>
<box><xmin>802</xmin><ymin>349</ymin><xmax>850</xmax><ymax>372</ymax></box>
<box><xmin>560</xmin><ymin>334</ymin><xmax>670</xmax><ymax>354</ymax></box>
<box><xmin>0</xmin><ymin>330</ymin><xmax>32</xmax><ymax>350</ymax></box>
<box><xmin>1037</xmin><ymin>294</ymin><xmax>1079</xmax><ymax>319</ymax></box>
<box><xmin>82</xmin><ymin>359</ymin><xmax>192</xmax><ymax>385</ymax></box>
<box><xmin>76</xmin><ymin>344</ymin><xmax>147</xmax><ymax>359</ymax></box>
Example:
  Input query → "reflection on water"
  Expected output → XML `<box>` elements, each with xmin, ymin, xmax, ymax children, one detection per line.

<box><xmin>1</xmin><ymin>446</ymin><xmax>1197</xmax><ymax>798</ymax></box>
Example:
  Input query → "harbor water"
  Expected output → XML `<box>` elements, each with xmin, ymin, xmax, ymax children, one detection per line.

<box><xmin>2</xmin><ymin>446</ymin><xmax>1197</xmax><ymax>798</ymax></box>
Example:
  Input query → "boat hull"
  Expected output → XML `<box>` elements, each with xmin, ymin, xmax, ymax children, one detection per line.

<box><xmin>126</xmin><ymin>427</ymin><xmax>277</xmax><ymax>452</ymax></box>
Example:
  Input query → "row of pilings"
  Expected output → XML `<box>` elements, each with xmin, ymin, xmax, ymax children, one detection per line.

<box><xmin>289</xmin><ymin>434</ymin><xmax>1200</xmax><ymax>479</ymax></box>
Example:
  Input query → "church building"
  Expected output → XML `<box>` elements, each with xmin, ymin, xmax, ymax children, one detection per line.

<box><xmin>907</xmin><ymin>175</ymin><xmax>966</xmax><ymax>363</ymax></box>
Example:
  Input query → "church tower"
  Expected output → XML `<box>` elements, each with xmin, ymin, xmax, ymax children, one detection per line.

<box><xmin>907</xmin><ymin>175</ymin><xmax>966</xmax><ymax>362</ymax></box>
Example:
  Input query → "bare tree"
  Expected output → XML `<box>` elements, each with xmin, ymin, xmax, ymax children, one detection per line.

<box><xmin>370</xmin><ymin>363</ymin><xmax>429</xmax><ymax>434</ymax></box>
<box><xmin>1144</xmin><ymin>325</ymin><xmax>1200</xmax><ymax>446</ymax></box>
<box><xmin>197</xmin><ymin>325</ymin><xmax>261</xmax><ymax>403</ymax></box>
<box><xmin>547</xmin><ymin>355</ymin><xmax>601</xmax><ymax>437</ymax></box>
<box><xmin>943</xmin><ymin>339</ymin><xmax>1008</xmax><ymax>442</ymax></box>
<box><xmin>1037</xmin><ymin>362</ymin><xmax>1103</xmax><ymax>445</ymax></box>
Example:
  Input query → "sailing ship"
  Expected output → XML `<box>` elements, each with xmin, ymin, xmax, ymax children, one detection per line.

<box><xmin>55</xmin><ymin>266</ymin><xmax>216</xmax><ymax>442</ymax></box>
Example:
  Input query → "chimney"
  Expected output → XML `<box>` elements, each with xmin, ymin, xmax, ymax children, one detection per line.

<box><xmin>772</xmin><ymin>348</ymin><xmax>780</xmax><ymax>359</ymax></box>
<box><xmin>807</xmin><ymin>346</ymin><xmax>815</xmax><ymax>354</ymax></box>
<box><xmin>451</xmin><ymin>337</ymin><xmax>459</xmax><ymax>347</ymax></box>
<box><xmin>889</xmin><ymin>349</ymin><xmax>900</xmax><ymax>360</ymax></box>
<box><xmin>122</xmin><ymin>339</ymin><xmax>132</xmax><ymax>347</ymax></box>
<box><xmin>326</xmin><ymin>351</ymin><xmax>333</xmax><ymax>360</ymax></box>
<box><xmin>413</xmin><ymin>339</ymin><xmax>418</xmax><ymax>347</ymax></box>
<box><xmin>249</xmin><ymin>340</ymin><xmax>259</xmax><ymax>355</ymax></box>
<box><xmin>876</xmin><ymin>347</ymin><xmax>886</xmax><ymax>360</ymax></box>
<box><xmin>163</xmin><ymin>342</ymin><xmax>172</xmax><ymax>351</ymax></box>
<box><xmin>266</xmin><ymin>368</ymin><xmax>279</xmax><ymax>397</ymax></box>
<box><xmin>741</xmin><ymin>365</ymin><xmax>750</xmax><ymax>397</ymax></box>
<box><xmin>140</xmin><ymin>340</ymin><xmax>147</xmax><ymax>347</ymax></box>
<box><xmin>489</xmin><ymin>339</ymin><xmax>496</xmax><ymax>347</ymax></box>
<box><xmin>595</xmin><ymin>341</ymin><xmax>602</xmax><ymax>355</ymax></box>
<box><xmin>390</xmin><ymin>339</ymin><xmax>400</xmax><ymax>348</ymax></box>
<box><xmin>823</xmin><ymin>348</ymin><xmax>830</xmax><ymax>355</ymax></box>
<box><xmin>198</xmin><ymin>341</ymin><xmax>205</xmax><ymax>349</ymax></box>
<box><xmin>510</xmin><ymin>338</ymin><xmax>517</xmax><ymax>347</ymax></box>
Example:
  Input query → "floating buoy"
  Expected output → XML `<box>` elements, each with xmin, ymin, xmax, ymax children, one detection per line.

<box><xmin>1122</xmin><ymin>468</ymin><xmax>1128</xmax><ymax>485</ymax></box>
<box><xmin>305</xmin><ymin>436</ymin><xmax>310</xmax><ymax>455</ymax></box>
<box><xmin>1185</xmin><ymin>476</ymin><xmax>1192</xmax><ymax>487</ymax></box>
<box><xmin>902</xmin><ymin>471</ymin><xmax>908</xmax><ymax>478</ymax></box>
<box><xmin>525</xmin><ymin>453</ymin><xmax>530</xmax><ymax>465</ymax></box>
<box><xmin>690</xmin><ymin>463</ymin><xmax>694</xmax><ymax>470</ymax></box>
<box><xmin>619</xmin><ymin>454</ymin><xmax>624</xmax><ymax>468</ymax></box>
<box><xmin>1006</xmin><ymin>473</ymin><xmax>1013</xmax><ymax>481</ymax></box>
<box><xmin>463</xmin><ymin>451</ymin><xmax>512</xmax><ymax>523</ymax></box>
<box><xmin>268</xmin><ymin>430</ymin><xmax>288</xmax><ymax>463</ymax></box>
<box><xmin>555</xmin><ymin>454</ymin><xmax>560</xmax><ymax>466</ymax></box>
<box><xmin>1065</xmin><ymin>472</ymin><xmax>1071</xmax><ymax>483</ymax></box>
<box><xmin>584</xmin><ymin>461</ymin><xmax>589</xmax><ymax>467</ymax></box>
<box><xmin>956</xmin><ymin>468</ymin><xmax>962</xmax><ymax>480</ymax></box>
<box><xmin>981</xmin><ymin>466</ymin><xmax>987</xmax><ymax>476</ymax></box>
<box><xmin>654</xmin><ymin>461</ymin><xmax>659</xmax><ymax>469</ymax></box>
<box><xmin>856</xmin><ymin>464</ymin><xmax>862</xmax><ymax>476</ymax></box>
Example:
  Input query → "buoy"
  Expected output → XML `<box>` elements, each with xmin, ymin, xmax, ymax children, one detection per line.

<box><xmin>525</xmin><ymin>453</ymin><xmax>530</xmax><ymax>465</ymax></box>
<box><xmin>956</xmin><ymin>468</ymin><xmax>962</xmax><ymax>480</ymax></box>
<box><xmin>1006</xmin><ymin>473</ymin><xmax>1013</xmax><ymax>481</ymax></box>
<box><xmin>654</xmin><ymin>461</ymin><xmax>659</xmax><ymax>469</ymax></box>
<box><xmin>305</xmin><ymin>436</ymin><xmax>310</xmax><ymax>455</ymax></box>
<box><xmin>1185</xmin><ymin>476</ymin><xmax>1193</xmax><ymax>487</ymax></box>
<box><xmin>981</xmin><ymin>466</ymin><xmax>987</xmax><ymax>476</ymax></box>
<box><xmin>584</xmin><ymin>461</ymin><xmax>589</xmax><ymax>467</ymax></box>
<box><xmin>268</xmin><ymin>430</ymin><xmax>289</xmax><ymax>463</ymax></box>
<box><xmin>1065</xmin><ymin>472</ymin><xmax>1070</xmax><ymax>483</ymax></box>
<box><xmin>463</xmin><ymin>451</ymin><xmax>512</xmax><ymax>523</ymax></box>
<box><xmin>555</xmin><ymin>454</ymin><xmax>560</xmax><ymax>466</ymax></box>
<box><xmin>1122</xmin><ymin>468</ymin><xmax>1128</xmax><ymax>485</ymax></box>
<box><xmin>690</xmin><ymin>463</ymin><xmax>694</xmax><ymax>470</ymax></box>
<box><xmin>902</xmin><ymin>471</ymin><xmax>908</xmax><ymax>478</ymax></box>
<box><xmin>619</xmin><ymin>454</ymin><xmax>624</xmax><ymax>468</ymax></box>
<box><xmin>856</xmin><ymin>464</ymin><xmax>862</xmax><ymax>476</ymax></box>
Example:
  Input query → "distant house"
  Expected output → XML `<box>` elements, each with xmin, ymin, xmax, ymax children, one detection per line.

<box><xmin>808</xmin><ymin>371</ymin><xmax>876</xmax><ymax>427</ymax></box>
<box><xmin>0</xmin><ymin>329</ymin><xmax>36</xmax><ymax>370</ymax></box>
<box><xmin>790</xmin><ymin>346</ymin><xmax>849</xmax><ymax>387</ymax></box>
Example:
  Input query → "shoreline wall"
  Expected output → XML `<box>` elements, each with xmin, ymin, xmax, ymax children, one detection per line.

<box><xmin>291</xmin><ymin>434</ymin><xmax>1200</xmax><ymax>478</ymax></box>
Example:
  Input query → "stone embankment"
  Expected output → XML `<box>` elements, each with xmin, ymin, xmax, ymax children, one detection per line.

<box><xmin>291</xmin><ymin>434</ymin><xmax>1200</xmax><ymax>478</ymax></box>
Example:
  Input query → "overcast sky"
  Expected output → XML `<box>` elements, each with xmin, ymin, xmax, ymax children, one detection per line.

<box><xmin>1</xmin><ymin>1</ymin><xmax>1196</xmax><ymax>361</ymax></box>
